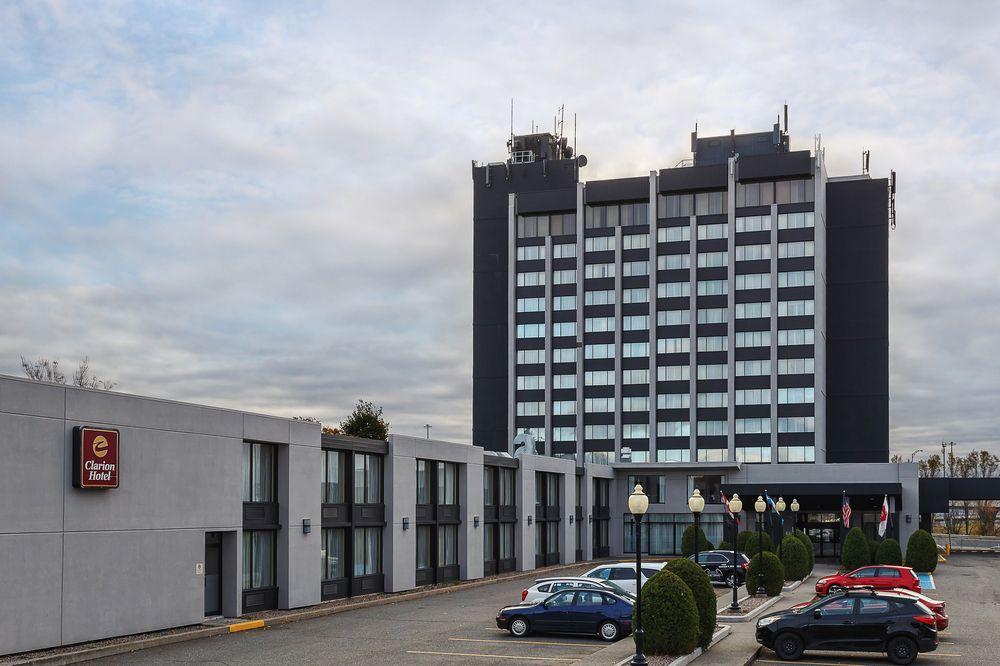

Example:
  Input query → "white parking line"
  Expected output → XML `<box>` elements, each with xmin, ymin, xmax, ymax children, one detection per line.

<box><xmin>407</xmin><ymin>650</ymin><xmax>577</xmax><ymax>661</ymax></box>
<box><xmin>449</xmin><ymin>637</ymin><xmax>602</xmax><ymax>649</ymax></box>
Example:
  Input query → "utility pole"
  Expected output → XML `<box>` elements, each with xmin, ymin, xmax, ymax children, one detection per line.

<box><xmin>423</xmin><ymin>424</ymin><xmax>432</xmax><ymax>440</ymax></box>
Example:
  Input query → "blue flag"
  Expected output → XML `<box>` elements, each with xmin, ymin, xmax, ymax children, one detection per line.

<box><xmin>764</xmin><ymin>492</ymin><xmax>784</xmax><ymax>525</ymax></box>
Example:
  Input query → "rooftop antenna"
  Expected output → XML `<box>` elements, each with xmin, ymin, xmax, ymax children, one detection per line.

<box><xmin>889</xmin><ymin>170</ymin><xmax>897</xmax><ymax>229</ymax></box>
<box><xmin>574</xmin><ymin>112</ymin><xmax>577</xmax><ymax>154</ymax></box>
<box><xmin>423</xmin><ymin>424</ymin><xmax>432</xmax><ymax>439</ymax></box>
<box><xmin>783</xmin><ymin>102</ymin><xmax>788</xmax><ymax>134</ymax></box>
<box><xmin>510</xmin><ymin>98</ymin><xmax>514</xmax><ymax>147</ymax></box>
<box><xmin>863</xmin><ymin>149</ymin><xmax>871</xmax><ymax>174</ymax></box>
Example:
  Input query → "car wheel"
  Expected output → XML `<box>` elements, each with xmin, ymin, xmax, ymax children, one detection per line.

<box><xmin>509</xmin><ymin>617</ymin><xmax>530</xmax><ymax>638</ymax></box>
<box><xmin>887</xmin><ymin>636</ymin><xmax>918</xmax><ymax>665</ymax></box>
<box><xmin>773</xmin><ymin>632</ymin><xmax>804</xmax><ymax>661</ymax></box>
<box><xmin>598</xmin><ymin>621</ymin><xmax>619</xmax><ymax>642</ymax></box>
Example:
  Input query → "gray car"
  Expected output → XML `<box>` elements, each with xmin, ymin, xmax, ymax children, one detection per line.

<box><xmin>519</xmin><ymin>576</ymin><xmax>637</xmax><ymax>603</ymax></box>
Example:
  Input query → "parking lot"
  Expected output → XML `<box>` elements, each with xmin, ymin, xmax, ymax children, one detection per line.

<box><xmin>112</xmin><ymin>561</ymin><xmax>719</xmax><ymax>664</ymax></box>
<box><xmin>753</xmin><ymin>553</ymin><xmax>1000</xmax><ymax>666</ymax></box>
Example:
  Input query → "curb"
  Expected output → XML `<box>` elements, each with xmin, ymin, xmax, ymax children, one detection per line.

<box><xmin>611</xmin><ymin>624</ymin><xmax>732</xmax><ymax>666</ymax></box>
<box><xmin>716</xmin><ymin>594</ymin><xmax>783</xmax><ymax>623</ymax></box>
<box><xmin>7</xmin><ymin>627</ymin><xmax>231</xmax><ymax>666</ymax></box>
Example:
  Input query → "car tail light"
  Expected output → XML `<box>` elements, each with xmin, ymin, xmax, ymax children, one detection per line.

<box><xmin>741</xmin><ymin>562</ymin><xmax>748</xmax><ymax>570</ymax></box>
<box><xmin>913</xmin><ymin>615</ymin><xmax>937</xmax><ymax>629</ymax></box>
<box><xmin>521</xmin><ymin>589</ymin><xmax>528</xmax><ymax>601</ymax></box>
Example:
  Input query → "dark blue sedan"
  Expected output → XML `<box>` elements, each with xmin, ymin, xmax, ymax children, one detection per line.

<box><xmin>496</xmin><ymin>589</ymin><xmax>633</xmax><ymax>641</ymax></box>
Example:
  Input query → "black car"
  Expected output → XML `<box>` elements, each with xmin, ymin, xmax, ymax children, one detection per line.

<box><xmin>755</xmin><ymin>589</ymin><xmax>939</xmax><ymax>665</ymax></box>
<box><xmin>496</xmin><ymin>589</ymin><xmax>634</xmax><ymax>642</ymax></box>
<box><xmin>688</xmin><ymin>550</ymin><xmax>750</xmax><ymax>586</ymax></box>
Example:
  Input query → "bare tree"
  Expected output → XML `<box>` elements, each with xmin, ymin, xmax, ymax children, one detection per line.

<box><xmin>72</xmin><ymin>357</ymin><xmax>117</xmax><ymax>390</ymax></box>
<box><xmin>21</xmin><ymin>356</ymin><xmax>116</xmax><ymax>390</ymax></box>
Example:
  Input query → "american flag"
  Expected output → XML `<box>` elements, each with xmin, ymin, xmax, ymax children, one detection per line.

<box><xmin>842</xmin><ymin>494</ymin><xmax>852</xmax><ymax>528</ymax></box>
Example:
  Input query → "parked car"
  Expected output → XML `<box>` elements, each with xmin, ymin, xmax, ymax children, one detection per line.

<box><xmin>496</xmin><ymin>589</ymin><xmax>634</xmax><ymax>641</ymax></box>
<box><xmin>756</xmin><ymin>589</ymin><xmax>939</xmax><ymax>664</ymax></box>
<box><xmin>791</xmin><ymin>587</ymin><xmax>949</xmax><ymax>631</ymax></box>
<box><xmin>521</xmin><ymin>577</ymin><xmax>636</xmax><ymax>603</ymax></box>
<box><xmin>815</xmin><ymin>565</ymin><xmax>921</xmax><ymax>596</ymax></box>
<box><xmin>688</xmin><ymin>550</ymin><xmax>750</xmax><ymax>587</ymax></box>
<box><xmin>580</xmin><ymin>561</ymin><xmax>666</xmax><ymax>595</ymax></box>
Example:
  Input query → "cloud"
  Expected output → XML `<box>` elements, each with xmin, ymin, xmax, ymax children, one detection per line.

<box><xmin>1</xmin><ymin>1</ymin><xmax>998</xmax><ymax>455</ymax></box>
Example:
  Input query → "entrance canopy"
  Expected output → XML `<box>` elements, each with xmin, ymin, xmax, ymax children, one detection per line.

<box><xmin>720</xmin><ymin>482</ymin><xmax>903</xmax><ymax>512</ymax></box>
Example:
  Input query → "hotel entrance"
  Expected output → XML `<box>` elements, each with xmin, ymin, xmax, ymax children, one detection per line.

<box><xmin>801</xmin><ymin>513</ymin><xmax>841</xmax><ymax>558</ymax></box>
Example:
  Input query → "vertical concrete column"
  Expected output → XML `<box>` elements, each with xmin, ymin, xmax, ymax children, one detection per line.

<box><xmin>222</xmin><ymin>531</ymin><xmax>241</xmax><ymax>617</ymax></box>
<box><xmin>544</xmin><ymin>234</ymin><xmax>553</xmax><ymax>456</ymax></box>
<box><xmin>581</xmin><ymin>468</ymin><xmax>594</xmax><ymax>560</ymax></box>
<box><xmin>648</xmin><ymin>171</ymin><xmax>658</xmax><ymax>463</ymax></box>
<box><xmin>813</xmin><ymin>150</ymin><xmax>828</xmax><ymax>463</ymax></box>
<box><xmin>516</xmin><ymin>458</ymin><xmax>536</xmax><ymax>571</ymax></box>
<box><xmin>507</xmin><ymin>193</ymin><xmax>517</xmax><ymax>453</ymax></box>
<box><xmin>575</xmin><ymin>183</ymin><xmax>586</xmax><ymax>462</ymax></box>
<box><xmin>769</xmin><ymin>202</ymin><xmax>780</xmax><ymax>464</ymax></box>
<box><xmin>460</xmin><ymin>456</ymin><xmax>485</xmax><ymax>581</ymax></box>
<box><xmin>385</xmin><ymin>441</ymin><xmax>417</xmax><ymax>592</ymax></box>
<box><xmin>560</xmin><ymin>469</ymin><xmax>575</xmax><ymax>564</ymax></box>
<box><xmin>608</xmin><ymin>476</ymin><xmax>626</xmax><ymax>557</ymax></box>
<box><xmin>278</xmin><ymin>441</ymin><xmax>322</xmax><ymax>609</ymax></box>
<box><xmin>687</xmin><ymin>214</ymin><xmax>698</xmax><ymax>462</ymax></box>
<box><xmin>727</xmin><ymin>156</ymin><xmax>737</xmax><ymax>463</ymax></box>
<box><xmin>614</xmin><ymin>224</ymin><xmax>623</xmax><ymax>462</ymax></box>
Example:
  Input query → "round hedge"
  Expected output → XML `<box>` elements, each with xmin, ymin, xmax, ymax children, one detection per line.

<box><xmin>876</xmin><ymin>538</ymin><xmax>903</xmax><ymax>566</ymax></box>
<box><xmin>736</xmin><ymin>529</ymin><xmax>774</xmax><ymax>557</ymax></box>
<box><xmin>639</xmin><ymin>569</ymin><xmax>700</xmax><ymax>656</ymax></box>
<box><xmin>841</xmin><ymin>527</ymin><xmax>870</xmax><ymax>572</ymax></box>
<box><xmin>905</xmin><ymin>529</ymin><xmax>938</xmax><ymax>573</ymax></box>
<box><xmin>868</xmin><ymin>538</ymin><xmax>879</xmax><ymax>565</ymax></box>
<box><xmin>792</xmin><ymin>530</ymin><xmax>814</xmax><ymax>574</ymax></box>
<box><xmin>780</xmin><ymin>535</ymin><xmax>810</xmax><ymax>581</ymax></box>
<box><xmin>664</xmin><ymin>558</ymin><xmax>717</xmax><ymax>649</ymax></box>
<box><xmin>680</xmin><ymin>524</ymin><xmax>713</xmax><ymax>558</ymax></box>
<box><xmin>718</xmin><ymin>540</ymin><xmax>734</xmax><ymax>552</ymax></box>
<box><xmin>744</xmin><ymin>551</ymin><xmax>784</xmax><ymax>597</ymax></box>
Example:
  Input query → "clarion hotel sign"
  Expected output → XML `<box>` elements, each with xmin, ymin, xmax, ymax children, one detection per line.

<box><xmin>73</xmin><ymin>426</ymin><xmax>120</xmax><ymax>489</ymax></box>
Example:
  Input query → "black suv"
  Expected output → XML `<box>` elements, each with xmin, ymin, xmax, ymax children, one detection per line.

<box><xmin>755</xmin><ymin>589</ymin><xmax>939</xmax><ymax>665</ymax></box>
<box><xmin>688</xmin><ymin>550</ymin><xmax>749</xmax><ymax>587</ymax></box>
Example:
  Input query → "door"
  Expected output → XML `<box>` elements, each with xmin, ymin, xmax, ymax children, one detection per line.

<box><xmin>572</xmin><ymin>591</ymin><xmax>606</xmax><ymax>633</ymax></box>
<box><xmin>847</xmin><ymin>566</ymin><xmax>880</xmax><ymax>586</ymax></box>
<box><xmin>204</xmin><ymin>532</ymin><xmax>223</xmax><ymax>616</ymax></box>
<box><xmin>806</xmin><ymin>597</ymin><xmax>857</xmax><ymax>649</ymax></box>
<box><xmin>536</xmin><ymin>590</ymin><xmax>575</xmax><ymax>631</ymax></box>
<box><xmin>855</xmin><ymin>597</ymin><xmax>893</xmax><ymax>647</ymax></box>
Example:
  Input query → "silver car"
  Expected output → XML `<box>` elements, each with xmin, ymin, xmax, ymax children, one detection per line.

<box><xmin>519</xmin><ymin>576</ymin><xmax>636</xmax><ymax>604</ymax></box>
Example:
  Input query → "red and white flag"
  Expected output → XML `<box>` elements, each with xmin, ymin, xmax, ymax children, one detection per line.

<box><xmin>721</xmin><ymin>492</ymin><xmax>733</xmax><ymax>519</ymax></box>
<box><xmin>878</xmin><ymin>495</ymin><xmax>889</xmax><ymax>537</ymax></box>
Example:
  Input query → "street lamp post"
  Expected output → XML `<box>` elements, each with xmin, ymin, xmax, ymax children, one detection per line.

<box><xmin>790</xmin><ymin>498</ymin><xmax>800</xmax><ymax>535</ymax></box>
<box><xmin>688</xmin><ymin>489</ymin><xmax>705</xmax><ymax>564</ymax></box>
<box><xmin>728</xmin><ymin>493</ymin><xmax>743</xmax><ymax>611</ymax></box>
<box><xmin>629</xmin><ymin>484</ymin><xmax>650</xmax><ymax>666</ymax></box>
<box><xmin>775</xmin><ymin>496</ymin><xmax>786</xmax><ymax>559</ymax></box>
<box><xmin>755</xmin><ymin>495</ymin><xmax>767</xmax><ymax>596</ymax></box>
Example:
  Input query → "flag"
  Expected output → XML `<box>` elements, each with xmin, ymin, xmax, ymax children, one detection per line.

<box><xmin>765</xmin><ymin>491</ymin><xmax>783</xmax><ymax>525</ymax></box>
<box><xmin>842</xmin><ymin>494</ymin><xmax>852</xmax><ymax>528</ymax></box>
<box><xmin>721</xmin><ymin>492</ymin><xmax>733</xmax><ymax>519</ymax></box>
<box><xmin>878</xmin><ymin>495</ymin><xmax>889</xmax><ymax>538</ymax></box>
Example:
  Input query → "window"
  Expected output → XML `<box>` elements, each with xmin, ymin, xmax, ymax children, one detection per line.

<box><xmin>778</xmin><ymin>270</ymin><xmax>815</xmax><ymax>288</ymax></box>
<box><xmin>775</xmin><ymin>179</ymin><xmax>814</xmax><ymax>204</ymax></box>
<box><xmin>354</xmin><ymin>527</ymin><xmax>381</xmax><ymax>576</ymax></box>
<box><xmin>697</xmin><ymin>251</ymin><xmax>727</xmax><ymax>268</ymax></box>
<box><xmin>697</xmin><ymin>223</ymin><xmax>728</xmax><ymax>240</ymax></box>
<box><xmin>516</xmin><ymin>323</ymin><xmax>544</xmax><ymax>339</ymax></box>
<box><xmin>516</xmin><ymin>401</ymin><xmax>545</xmax><ymax>416</ymax></box>
<box><xmin>552</xmin><ymin>295</ymin><xmax>576</xmax><ymax>311</ymax></box>
<box><xmin>735</xmin><ymin>302</ymin><xmax>771</xmax><ymax>319</ymax></box>
<box><xmin>626</xmin><ymin>475</ymin><xmax>666</xmax><ymax>503</ymax></box>
<box><xmin>778</xmin><ymin>445</ymin><xmax>816</xmax><ymax>462</ymax></box>
<box><xmin>735</xmin><ymin>244</ymin><xmax>771</xmax><ymax>261</ymax></box>
<box><xmin>859</xmin><ymin>598</ymin><xmax>891</xmax><ymax>615</ymax></box>
<box><xmin>778</xmin><ymin>387</ymin><xmax>815</xmax><ymax>404</ymax></box>
<box><xmin>658</xmin><ymin>193</ymin><xmax>694</xmax><ymax>218</ymax></box>
<box><xmin>658</xmin><ymin>309</ymin><xmax>691</xmax><ymax>325</ymax></box>
<box><xmin>735</xmin><ymin>273</ymin><xmax>771</xmax><ymax>290</ymax></box>
<box><xmin>697</xmin><ymin>448</ymin><xmax>728</xmax><ymax>462</ymax></box>
<box><xmin>658</xmin><ymin>254</ymin><xmax>691</xmax><ymax>270</ymax></box>
<box><xmin>517</xmin><ymin>271</ymin><xmax>545</xmax><ymax>286</ymax></box>
<box><xmin>697</xmin><ymin>336</ymin><xmax>727</xmax><ymax>352</ymax></box>
<box><xmin>321</xmin><ymin>450</ymin><xmax>346</xmax><ymax>503</ymax></box>
<box><xmin>697</xmin><ymin>364</ymin><xmax>728</xmax><ymax>380</ymax></box>
<box><xmin>516</xmin><ymin>215</ymin><xmax>549</xmax><ymax>238</ymax></box>
<box><xmin>623</xmin><ymin>233</ymin><xmax>649</xmax><ymax>250</ymax></box>
<box><xmin>778</xmin><ymin>416</ymin><xmax>815</xmax><ymax>433</ymax></box>
<box><xmin>623</xmin><ymin>260</ymin><xmax>649</xmax><ymax>277</ymax></box>
<box><xmin>585</xmin><ymin>236</ymin><xmax>615</xmax><ymax>252</ymax></box>
<box><xmin>778</xmin><ymin>211</ymin><xmax>815</xmax><ymax>229</ymax></box>
<box><xmin>483</xmin><ymin>467</ymin><xmax>495</xmax><ymax>506</ymax></box>
<box><xmin>321</xmin><ymin>527</ymin><xmax>345</xmax><ymax>580</ymax></box>
<box><xmin>437</xmin><ymin>462</ymin><xmax>458</xmax><ymax>505</ymax></box>
<box><xmin>552</xmin><ymin>242</ymin><xmax>576</xmax><ymax>259</ymax></box>
<box><xmin>778</xmin><ymin>300</ymin><xmax>814</xmax><ymax>317</ymax></box>
<box><xmin>584</xmin><ymin>397</ymin><xmax>614</xmax><ymax>413</ymax></box>
<box><xmin>516</xmin><ymin>375</ymin><xmax>544</xmax><ymax>391</ymax></box>
<box><xmin>658</xmin><ymin>365</ymin><xmax>690</xmax><ymax>381</ymax></box>
<box><xmin>242</xmin><ymin>530</ymin><xmax>275</xmax><ymax>590</ymax></box>
<box><xmin>552</xmin><ymin>400</ymin><xmax>576</xmax><ymax>415</ymax></box>
<box><xmin>585</xmin><ymin>424</ymin><xmax>615</xmax><ymax>440</ymax></box>
<box><xmin>499</xmin><ymin>468</ymin><xmax>515</xmax><ymax>506</ymax></box>
<box><xmin>736</xmin><ymin>388</ymin><xmax>771</xmax><ymax>405</ymax></box>
<box><xmin>778</xmin><ymin>329</ymin><xmax>815</xmax><ymax>346</ymax></box>
<box><xmin>517</xmin><ymin>297</ymin><xmax>544</xmax><ymax>313</ymax></box>
<box><xmin>517</xmin><ymin>349</ymin><xmax>545</xmax><ymax>365</ymax></box>
<box><xmin>697</xmin><ymin>392</ymin><xmax>728</xmax><ymax>408</ymax></box>
<box><xmin>736</xmin><ymin>359</ymin><xmax>771</xmax><ymax>376</ymax></box>
<box><xmin>354</xmin><ymin>453</ymin><xmax>382</xmax><ymax>504</ymax></box>
<box><xmin>622</xmin><ymin>423</ymin><xmax>649</xmax><ymax>438</ymax></box>
<box><xmin>779</xmin><ymin>358</ymin><xmax>815</xmax><ymax>375</ymax></box>
<box><xmin>417</xmin><ymin>525</ymin><xmax>432</xmax><ymax>569</ymax></box>
<box><xmin>735</xmin><ymin>214</ymin><xmax>771</xmax><ymax>232</ymax></box>
<box><xmin>697</xmin><ymin>308</ymin><xmax>727</xmax><ymax>324</ymax></box>
<box><xmin>658</xmin><ymin>337</ymin><xmax>690</xmax><ymax>353</ymax></box>
<box><xmin>658</xmin><ymin>421</ymin><xmax>691</xmax><ymax>437</ymax></box>
<box><xmin>499</xmin><ymin>522</ymin><xmax>515</xmax><ymax>558</ymax></box>
<box><xmin>585</xmin><ymin>370</ymin><xmax>614</xmax><ymax>386</ymax></box>
<box><xmin>622</xmin><ymin>396</ymin><xmax>649</xmax><ymax>412</ymax></box>
<box><xmin>623</xmin><ymin>315</ymin><xmax>649</xmax><ymax>331</ymax></box>
<box><xmin>697</xmin><ymin>279</ymin><xmax>728</xmax><ymax>296</ymax></box>
<box><xmin>516</xmin><ymin>245</ymin><xmax>545</xmax><ymax>261</ymax></box>
<box><xmin>658</xmin><ymin>448</ymin><xmax>691</xmax><ymax>462</ymax></box>
<box><xmin>736</xmin><ymin>446</ymin><xmax>770</xmax><ymax>463</ymax></box>
<box><xmin>697</xmin><ymin>420</ymin><xmax>726</xmax><ymax>436</ymax></box>
<box><xmin>658</xmin><ymin>226</ymin><xmax>690</xmax><ymax>242</ymax></box>
<box><xmin>622</xmin><ymin>368</ymin><xmax>649</xmax><ymax>384</ymax></box>
<box><xmin>658</xmin><ymin>393</ymin><xmax>690</xmax><ymax>409</ymax></box>
<box><xmin>550</xmin><ymin>213</ymin><xmax>577</xmax><ymax>236</ymax></box>
<box><xmin>585</xmin><ymin>289</ymin><xmax>615</xmax><ymax>306</ymax></box>
<box><xmin>585</xmin><ymin>317</ymin><xmax>615</xmax><ymax>333</ymax></box>
<box><xmin>243</xmin><ymin>441</ymin><xmax>276</xmax><ymax>503</ymax></box>
<box><xmin>438</xmin><ymin>524</ymin><xmax>458</xmax><ymax>566</ymax></box>
<box><xmin>687</xmin><ymin>475</ymin><xmax>723</xmax><ymax>503</ymax></box>
<box><xmin>736</xmin><ymin>418</ymin><xmax>771</xmax><ymax>434</ymax></box>
<box><xmin>416</xmin><ymin>460</ymin><xmax>432</xmax><ymax>504</ymax></box>
<box><xmin>585</xmin><ymin>205</ymin><xmax>618</xmax><ymax>229</ymax></box>
<box><xmin>623</xmin><ymin>288</ymin><xmax>649</xmax><ymax>303</ymax></box>
<box><xmin>552</xmin><ymin>321</ymin><xmax>577</xmax><ymax>337</ymax></box>
<box><xmin>553</xmin><ymin>269</ymin><xmax>576</xmax><ymax>285</ymax></box>
<box><xmin>621</xmin><ymin>202</ymin><xmax>650</xmax><ymax>226</ymax></box>
<box><xmin>735</xmin><ymin>331</ymin><xmax>770</xmax><ymax>348</ymax></box>
<box><xmin>622</xmin><ymin>342</ymin><xmax>649</xmax><ymax>357</ymax></box>
<box><xmin>736</xmin><ymin>181</ymin><xmax>775</xmax><ymax>207</ymax></box>
<box><xmin>658</xmin><ymin>281</ymin><xmax>690</xmax><ymax>297</ymax></box>
<box><xmin>552</xmin><ymin>374</ymin><xmax>576</xmax><ymax>389</ymax></box>
<box><xmin>552</xmin><ymin>426</ymin><xmax>576</xmax><ymax>441</ymax></box>
<box><xmin>585</xmin><ymin>263</ymin><xmax>615</xmax><ymax>279</ymax></box>
<box><xmin>778</xmin><ymin>241</ymin><xmax>814</xmax><ymax>258</ymax></box>
<box><xmin>553</xmin><ymin>348</ymin><xmax>577</xmax><ymax>363</ymax></box>
<box><xmin>695</xmin><ymin>191</ymin><xmax>727</xmax><ymax>215</ymax></box>
<box><xmin>585</xmin><ymin>343</ymin><xmax>614</xmax><ymax>359</ymax></box>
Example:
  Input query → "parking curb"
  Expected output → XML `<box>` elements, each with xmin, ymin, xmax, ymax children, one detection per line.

<box><xmin>6</xmin><ymin>627</ymin><xmax>231</xmax><ymax>666</ymax></box>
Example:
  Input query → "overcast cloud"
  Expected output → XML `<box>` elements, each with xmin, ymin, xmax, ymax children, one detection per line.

<box><xmin>1</xmin><ymin>1</ymin><xmax>998</xmax><ymax>457</ymax></box>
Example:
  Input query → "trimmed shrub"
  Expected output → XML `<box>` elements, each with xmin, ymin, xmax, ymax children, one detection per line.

<box><xmin>718</xmin><ymin>540</ymin><xmax>734</xmax><ymax>553</ymax></box>
<box><xmin>906</xmin><ymin>529</ymin><xmax>938</xmax><ymax>573</ymax></box>
<box><xmin>640</xmin><ymin>569</ymin><xmax>700</xmax><ymax>656</ymax></box>
<box><xmin>744</xmin><ymin>551</ymin><xmax>784</xmax><ymax>597</ymax></box>
<box><xmin>736</xmin><ymin>529</ymin><xmax>774</xmax><ymax>557</ymax></box>
<box><xmin>680</xmin><ymin>524</ymin><xmax>713</xmax><ymax>558</ymax></box>
<box><xmin>780</xmin><ymin>535</ymin><xmax>810</xmax><ymax>581</ymax></box>
<box><xmin>841</xmin><ymin>527</ymin><xmax>870</xmax><ymax>572</ymax></box>
<box><xmin>876</xmin><ymin>538</ymin><xmax>903</xmax><ymax>566</ymax></box>
<box><xmin>868</xmin><ymin>538</ymin><xmax>879</xmax><ymax>565</ymax></box>
<box><xmin>792</xmin><ymin>530</ymin><xmax>814</xmax><ymax>574</ymax></box>
<box><xmin>664</xmin><ymin>558</ymin><xmax>717</xmax><ymax>649</ymax></box>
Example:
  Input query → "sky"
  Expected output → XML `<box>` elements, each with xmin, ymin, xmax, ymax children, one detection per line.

<box><xmin>1</xmin><ymin>1</ymin><xmax>998</xmax><ymax>458</ymax></box>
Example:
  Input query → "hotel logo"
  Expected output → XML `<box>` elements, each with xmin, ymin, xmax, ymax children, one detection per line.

<box><xmin>73</xmin><ymin>427</ymin><xmax>120</xmax><ymax>489</ymax></box>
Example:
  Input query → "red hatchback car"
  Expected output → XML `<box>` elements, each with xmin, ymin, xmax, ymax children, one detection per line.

<box><xmin>815</xmin><ymin>566</ymin><xmax>921</xmax><ymax>596</ymax></box>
